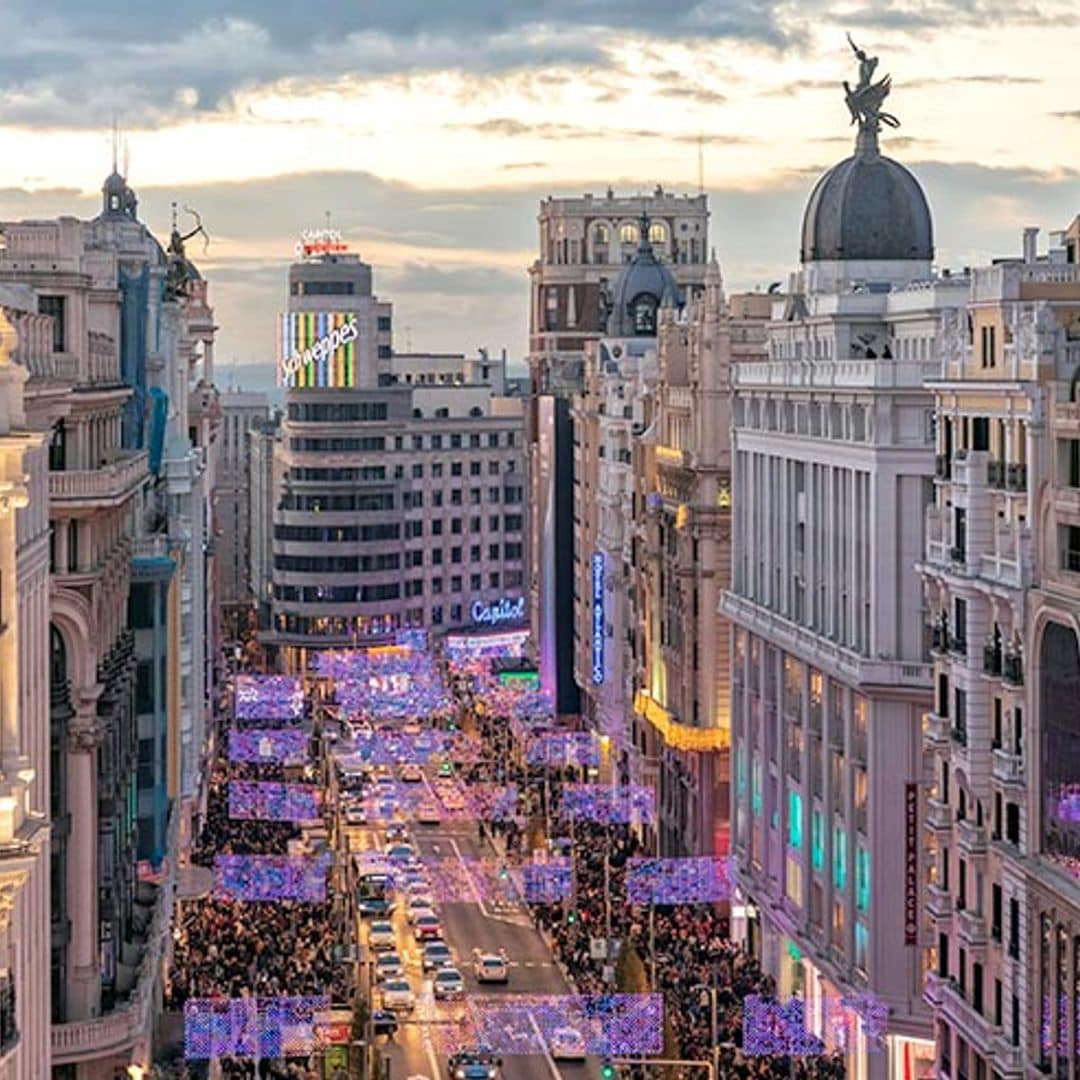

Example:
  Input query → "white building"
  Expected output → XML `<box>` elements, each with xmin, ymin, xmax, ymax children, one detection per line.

<box><xmin>722</xmin><ymin>57</ymin><xmax>961</xmax><ymax>1079</ymax></box>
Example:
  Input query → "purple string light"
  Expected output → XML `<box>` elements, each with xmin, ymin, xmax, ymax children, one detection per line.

<box><xmin>625</xmin><ymin>857</ymin><xmax>733</xmax><ymax>905</ymax></box>
<box><xmin>184</xmin><ymin>996</ymin><xmax>328</xmax><ymax>1059</ymax></box>
<box><xmin>229</xmin><ymin>729</ymin><xmax>309</xmax><ymax>765</ymax></box>
<box><xmin>743</xmin><ymin>994</ymin><xmax>888</xmax><ymax>1056</ymax></box>
<box><xmin>559</xmin><ymin>784</ymin><xmax>655</xmax><ymax>825</ymax></box>
<box><xmin>213</xmin><ymin>855</ymin><xmax>330</xmax><ymax>902</ymax></box>
<box><xmin>522</xmin><ymin>857</ymin><xmax>573</xmax><ymax>903</ymax></box>
<box><xmin>234</xmin><ymin>676</ymin><xmax>304</xmax><ymax>721</ymax></box>
<box><xmin>526</xmin><ymin>732</ymin><xmax>600</xmax><ymax>767</ymax></box>
<box><xmin>228</xmin><ymin>781</ymin><xmax>321</xmax><ymax>822</ymax></box>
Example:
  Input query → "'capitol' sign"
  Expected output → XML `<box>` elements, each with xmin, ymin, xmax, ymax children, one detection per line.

<box><xmin>280</xmin><ymin>317</ymin><xmax>359</xmax><ymax>377</ymax></box>
<box><xmin>471</xmin><ymin>597</ymin><xmax>526</xmax><ymax>626</ymax></box>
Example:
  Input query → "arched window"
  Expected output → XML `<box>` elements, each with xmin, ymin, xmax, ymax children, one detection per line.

<box><xmin>619</xmin><ymin>223</ymin><xmax>639</xmax><ymax>245</ymax></box>
<box><xmin>593</xmin><ymin>224</ymin><xmax>610</xmax><ymax>244</ymax></box>
<box><xmin>412</xmin><ymin>408</ymin><xmax>423</xmax><ymax>419</ymax></box>
<box><xmin>469</xmin><ymin>406</ymin><xmax>483</xmax><ymax>418</ymax></box>
<box><xmin>631</xmin><ymin>294</ymin><xmax>658</xmax><ymax>335</ymax></box>
<box><xmin>649</xmin><ymin>222</ymin><xmax>667</xmax><ymax>245</ymax></box>
<box><xmin>591</xmin><ymin>224</ymin><xmax>611</xmax><ymax>265</ymax></box>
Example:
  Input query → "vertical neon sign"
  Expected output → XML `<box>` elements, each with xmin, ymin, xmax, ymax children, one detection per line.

<box><xmin>591</xmin><ymin>552</ymin><xmax>605</xmax><ymax>685</ymax></box>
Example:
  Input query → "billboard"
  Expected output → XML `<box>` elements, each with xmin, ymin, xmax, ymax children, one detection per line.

<box><xmin>277</xmin><ymin>311</ymin><xmax>362</xmax><ymax>388</ymax></box>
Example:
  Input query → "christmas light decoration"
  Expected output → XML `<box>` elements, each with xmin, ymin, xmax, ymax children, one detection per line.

<box><xmin>527</xmin><ymin>732</ymin><xmax>600</xmax><ymax>767</ymax></box>
<box><xmin>228</xmin><ymin>781</ymin><xmax>321</xmax><ymax>822</ymax></box>
<box><xmin>212</xmin><ymin>855</ymin><xmax>330</xmax><ymax>902</ymax></box>
<box><xmin>522</xmin><ymin>857</ymin><xmax>573</xmax><ymax>903</ymax></box>
<box><xmin>559</xmin><ymin>784</ymin><xmax>655</xmax><ymax>825</ymax></box>
<box><xmin>625</xmin><ymin>856</ymin><xmax>733</xmax><ymax>905</ymax></box>
<box><xmin>184</xmin><ymin>996</ymin><xmax>328</xmax><ymax>1059</ymax></box>
<box><xmin>228</xmin><ymin>729</ymin><xmax>309</xmax><ymax>765</ymax></box>
<box><xmin>234</xmin><ymin>675</ymin><xmax>304</xmax><ymax>721</ymax></box>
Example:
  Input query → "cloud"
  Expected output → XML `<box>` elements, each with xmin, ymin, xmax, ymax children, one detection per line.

<box><xmin>382</xmin><ymin>262</ymin><xmax>523</xmax><ymax>297</ymax></box>
<box><xmin>501</xmin><ymin>162</ymin><xmax>547</xmax><ymax>171</ymax></box>
<box><xmin>658</xmin><ymin>86</ymin><xmax>728</xmax><ymax>106</ymax></box>
<box><xmin>1050</xmin><ymin>110</ymin><xmax>1080</xmax><ymax>120</ymax></box>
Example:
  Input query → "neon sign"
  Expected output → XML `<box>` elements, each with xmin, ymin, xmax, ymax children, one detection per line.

<box><xmin>295</xmin><ymin>228</ymin><xmax>347</xmax><ymax>259</ymax></box>
<box><xmin>591</xmin><ymin>552</ymin><xmax>605</xmax><ymax>685</ymax></box>
<box><xmin>471</xmin><ymin>597</ymin><xmax>526</xmax><ymax>626</ymax></box>
<box><xmin>278</xmin><ymin>312</ymin><xmax>360</xmax><ymax>388</ymax></box>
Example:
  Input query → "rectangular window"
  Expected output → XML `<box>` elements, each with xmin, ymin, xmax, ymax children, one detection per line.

<box><xmin>451</xmin><ymin>576</ymin><xmax>462</xmax><ymax>592</ymax></box>
<box><xmin>788</xmin><ymin>789</ymin><xmax>803</xmax><ymax>849</ymax></box>
<box><xmin>470</xmin><ymin>573</ymin><xmax>481</xmax><ymax>590</ymax></box>
<box><xmin>451</xmin><ymin>547</ymin><xmax>462</xmax><ymax>563</ymax></box>
<box><xmin>833</xmin><ymin>826</ymin><xmax>847</xmax><ymax>890</ymax></box>
<box><xmin>856</xmin><ymin>846</ymin><xmax>870</xmax><ymax>912</ymax></box>
<box><xmin>855</xmin><ymin>922</ymin><xmax>869</xmax><ymax>972</ymax></box>
<box><xmin>811</xmin><ymin>809</ymin><xmax>824</xmax><ymax>871</ymax></box>
<box><xmin>38</xmin><ymin>295</ymin><xmax>66</xmax><ymax>352</ymax></box>
<box><xmin>785</xmin><ymin>856</ymin><xmax>802</xmax><ymax>906</ymax></box>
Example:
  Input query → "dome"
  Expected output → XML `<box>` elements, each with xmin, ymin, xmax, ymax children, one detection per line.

<box><xmin>800</xmin><ymin>138</ymin><xmax>933</xmax><ymax>263</ymax></box>
<box><xmin>606</xmin><ymin>215</ymin><xmax>682</xmax><ymax>337</ymax></box>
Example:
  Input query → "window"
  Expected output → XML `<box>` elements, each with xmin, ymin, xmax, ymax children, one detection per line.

<box><xmin>470</xmin><ymin>573</ymin><xmax>481</xmax><ymax>590</ymax></box>
<box><xmin>38</xmin><ymin>295</ymin><xmax>66</xmax><ymax>352</ymax></box>
<box><xmin>470</xmin><ymin>461</ymin><xmax>481</xmax><ymax>476</ymax></box>
<box><xmin>488</xmin><ymin>460</ymin><xmax>500</xmax><ymax>475</ymax></box>
<box><xmin>1008</xmin><ymin>897</ymin><xmax>1020</xmax><ymax>958</ymax></box>
<box><xmin>833</xmin><ymin>826</ymin><xmax>847</xmax><ymax>889</ymax></box>
<box><xmin>470</xmin><ymin>517</ymin><xmax>482</xmax><ymax>532</ymax></box>
<box><xmin>433</xmin><ymin>492</ymin><xmax>443</xmax><ymax>508</ymax></box>
<box><xmin>451</xmin><ymin>547</ymin><xmax>462</xmax><ymax>563</ymax></box>
<box><xmin>619</xmin><ymin>222</ymin><xmax>638</xmax><ymax>245</ymax></box>
<box><xmin>489</xmin><ymin>515</ymin><xmax>500</xmax><ymax>531</ymax></box>
<box><xmin>451</xmin><ymin>434</ymin><xmax>462</xmax><ymax>449</ymax></box>
<box><xmin>451</xmin><ymin>462</ymin><xmax>463</xmax><ymax>477</ymax></box>
<box><xmin>432</xmin><ymin>520</ymin><xmax>443</xmax><ymax>536</ymax></box>
<box><xmin>470</xmin><ymin>545</ymin><xmax>481</xmax><ymax>561</ymax></box>
<box><xmin>488</xmin><ymin>572</ymin><xmax>499</xmax><ymax>588</ymax></box>
<box><xmin>470</xmin><ymin>488</ymin><xmax>481</xmax><ymax>504</ymax></box>
<box><xmin>487</xmin><ymin>432</ymin><xmax>499</xmax><ymax>448</ymax></box>
<box><xmin>432</xmin><ymin>435</ymin><xmax>443</xmax><ymax>451</ymax></box>
<box><xmin>856</xmin><ymin>846</ymin><xmax>870</xmax><ymax>912</ymax></box>
<box><xmin>450</xmin><ymin>604</ymin><xmax>462</xmax><ymax>621</ymax></box>
<box><xmin>488</xmin><ymin>544</ymin><xmax>499</xmax><ymax>560</ymax></box>
<box><xmin>451</xmin><ymin>576</ymin><xmax>462</xmax><ymax>592</ymax></box>
<box><xmin>489</xmin><ymin>487</ymin><xmax>500</xmax><ymax>502</ymax></box>
<box><xmin>432</xmin><ymin>549</ymin><xmax>443</xmax><ymax>566</ymax></box>
<box><xmin>811</xmin><ymin>810</ymin><xmax>824</xmax><ymax>871</ymax></box>
<box><xmin>632</xmin><ymin>294</ymin><xmax>658</xmax><ymax>335</ymax></box>
<box><xmin>450</xmin><ymin>490</ymin><xmax>463</xmax><ymax>506</ymax></box>
<box><xmin>788</xmin><ymin>790</ymin><xmax>803</xmax><ymax>849</ymax></box>
<box><xmin>431</xmin><ymin>605</ymin><xmax>443</xmax><ymax>625</ymax></box>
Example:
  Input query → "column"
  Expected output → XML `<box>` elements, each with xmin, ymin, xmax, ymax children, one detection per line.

<box><xmin>64</xmin><ymin>698</ymin><xmax>101</xmax><ymax>1020</ymax></box>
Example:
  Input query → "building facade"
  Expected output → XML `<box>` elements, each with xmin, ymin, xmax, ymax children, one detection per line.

<box><xmin>215</xmin><ymin>391</ymin><xmax>269</xmax><ymax>643</ymax></box>
<box><xmin>722</xmin><ymin>57</ymin><xmax>957</xmax><ymax>1079</ymax></box>
<box><xmin>528</xmin><ymin>189</ymin><xmax>710</xmax><ymax>714</ymax></box>
<box><xmin>0</xmin><ymin>298</ymin><xmax>51</xmax><ymax>1080</ymax></box>
<box><xmin>264</xmin><ymin>249</ymin><xmax>527</xmax><ymax>667</ymax></box>
<box><xmin>920</xmin><ymin>219</ymin><xmax>1080</xmax><ymax>1079</ymax></box>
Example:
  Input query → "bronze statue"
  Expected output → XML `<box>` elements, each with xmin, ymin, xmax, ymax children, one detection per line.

<box><xmin>165</xmin><ymin>202</ymin><xmax>210</xmax><ymax>300</ymax></box>
<box><xmin>843</xmin><ymin>34</ymin><xmax>900</xmax><ymax>132</ymax></box>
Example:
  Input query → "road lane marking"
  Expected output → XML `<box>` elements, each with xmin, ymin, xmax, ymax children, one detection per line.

<box><xmin>527</xmin><ymin>1010</ymin><xmax>565</xmax><ymax>1080</ymax></box>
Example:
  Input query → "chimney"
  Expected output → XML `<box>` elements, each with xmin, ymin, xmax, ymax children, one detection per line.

<box><xmin>1023</xmin><ymin>227</ymin><xmax>1039</xmax><ymax>264</ymax></box>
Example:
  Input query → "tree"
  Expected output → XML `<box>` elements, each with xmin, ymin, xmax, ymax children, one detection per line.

<box><xmin>615</xmin><ymin>945</ymin><xmax>648</xmax><ymax>994</ymax></box>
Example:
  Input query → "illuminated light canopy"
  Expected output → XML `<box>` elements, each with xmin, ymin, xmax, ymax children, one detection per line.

<box><xmin>522</xmin><ymin>857</ymin><xmax>573</xmax><ymax>903</ymax></box>
<box><xmin>625</xmin><ymin>856</ymin><xmax>733</xmax><ymax>905</ymax></box>
<box><xmin>277</xmin><ymin>311</ymin><xmax>361</xmax><ymax>388</ymax></box>
<box><xmin>559</xmin><ymin>784</ymin><xmax>655</xmax><ymax>825</ymax></box>
<box><xmin>184</xmin><ymin>996</ymin><xmax>328</xmax><ymax>1060</ymax></box>
<box><xmin>228</xmin><ymin>781</ymin><xmax>321</xmax><ymax>822</ymax></box>
<box><xmin>527</xmin><ymin>732</ymin><xmax>600</xmax><ymax>768</ymax></box>
<box><xmin>213</xmin><ymin>855</ymin><xmax>330</xmax><ymax>902</ymax></box>
<box><xmin>446</xmin><ymin>994</ymin><xmax>663</xmax><ymax>1057</ymax></box>
<box><xmin>634</xmin><ymin>690</ymin><xmax>730</xmax><ymax>753</ymax></box>
<box><xmin>743</xmin><ymin>994</ymin><xmax>888</xmax><ymax>1057</ymax></box>
<box><xmin>228</xmin><ymin>729</ymin><xmax>309</xmax><ymax>765</ymax></box>
<box><xmin>234</xmin><ymin>675</ymin><xmax>303</xmax><ymax>721</ymax></box>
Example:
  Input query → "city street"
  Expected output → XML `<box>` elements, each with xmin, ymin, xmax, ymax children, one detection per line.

<box><xmin>345</xmin><ymin>788</ymin><xmax>602</xmax><ymax>1079</ymax></box>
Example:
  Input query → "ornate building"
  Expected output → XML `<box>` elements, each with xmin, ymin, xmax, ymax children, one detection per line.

<box><xmin>920</xmin><ymin>218</ymin><xmax>1080</xmax><ymax>1079</ymax></box>
<box><xmin>527</xmin><ymin>189</ymin><xmax>710</xmax><ymax>715</ymax></box>
<box><xmin>722</xmin><ymin>43</ymin><xmax>961</xmax><ymax>1078</ymax></box>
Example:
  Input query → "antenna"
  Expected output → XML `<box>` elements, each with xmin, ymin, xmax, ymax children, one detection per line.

<box><xmin>697</xmin><ymin>132</ymin><xmax>705</xmax><ymax>195</ymax></box>
<box><xmin>111</xmin><ymin>115</ymin><xmax>119</xmax><ymax>173</ymax></box>
<box><xmin>123</xmin><ymin>137</ymin><xmax>130</xmax><ymax>181</ymax></box>
<box><xmin>325</xmin><ymin>210</ymin><xmax>332</xmax><ymax>231</ymax></box>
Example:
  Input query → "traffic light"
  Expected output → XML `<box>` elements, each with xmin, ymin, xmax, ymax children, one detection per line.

<box><xmin>567</xmin><ymin>911</ymin><xmax>577</xmax><ymax>925</ymax></box>
<box><xmin>601</xmin><ymin>1062</ymin><xmax>616</xmax><ymax>1079</ymax></box>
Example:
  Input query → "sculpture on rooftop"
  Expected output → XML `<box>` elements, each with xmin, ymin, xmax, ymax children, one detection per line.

<box><xmin>843</xmin><ymin>33</ymin><xmax>900</xmax><ymax>134</ymax></box>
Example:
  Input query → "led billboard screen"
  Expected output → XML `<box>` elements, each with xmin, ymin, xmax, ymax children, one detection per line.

<box><xmin>277</xmin><ymin>311</ymin><xmax>362</xmax><ymax>389</ymax></box>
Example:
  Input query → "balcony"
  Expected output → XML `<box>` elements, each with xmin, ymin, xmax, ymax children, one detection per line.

<box><xmin>49</xmin><ymin>449</ymin><xmax>148</xmax><ymax>510</ymax></box>
<box><xmin>924</xmin><ymin>712</ymin><xmax>950</xmax><ymax>747</ymax></box>
<box><xmin>930</xmin><ymin>623</ymin><xmax>949</xmax><ymax>654</ymax></box>
<box><xmin>956</xmin><ymin>906</ymin><xmax>988</xmax><ymax>949</ymax></box>
<box><xmin>1002</xmin><ymin>652</ymin><xmax>1024</xmax><ymax>687</ymax></box>
<box><xmin>983</xmin><ymin>643</ymin><xmax>1002</xmax><ymax>677</ymax></box>
<box><xmin>991</xmin><ymin>747</ymin><xmax>1024</xmax><ymax>786</ymax></box>
<box><xmin>980</xmin><ymin>521</ymin><xmax>1033</xmax><ymax>589</ymax></box>
<box><xmin>949</xmin><ymin>544</ymin><xmax>967</xmax><ymax>565</ymax></box>
<box><xmin>951</xmin><ymin>722</ymin><xmax>968</xmax><ymax>748</ymax></box>
<box><xmin>987</xmin><ymin>460</ymin><xmax>1006</xmax><ymax>489</ymax></box>
<box><xmin>1005</xmin><ymin>463</ymin><xmax>1028</xmax><ymax>493</ymax></box>
<box><xmin>926</xmin><ymin>797</ymin><xmax>951</xmax><ymax>833</ymax></box>
<box><xmin>957</xmin><ymin>818</ymin><xmax>988</xmax><ymax>857</ymax></box>
<box><xmin>926</xmin><ymin>882</ymin><xmax>952</xmax><ymax>920</ymax></box>
<box><xmin>949</xmin><ymin>634</ymin><xmax>968</xmax><ymax>659</ymax></box>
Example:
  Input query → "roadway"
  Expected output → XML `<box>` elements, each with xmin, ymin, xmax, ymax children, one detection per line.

<box><xmin>343</xmin><ymin>767</ymin><xmax>603</xmax><ymax>1080</ymax></box>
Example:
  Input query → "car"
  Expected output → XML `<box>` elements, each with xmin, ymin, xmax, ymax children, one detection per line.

<box><xmin>400</xmin><ymin>763</ymin><xmax>423</xmax><ymax>783</ymax></box>
<box><xmin>438</xmin><ymin>760</ymin><xmax>455</xmax><ymax>778</ymax></box>
<box><xmin>549</xmin><ymin>1026</ymin><xmax>587</xmax><ymax>1060</ymax></box>
<box><xmin>376</xmin><ymin>774</ymin><xmax>397</xmax><ymax>793</ymax></box>
<box><xmin>404</xmin><ymin>878</ymin><xmax>432</xmax><ymax>899</ymax></box>
<box><xmin>380</xmin><ymin>978</ymin><xmax>415</xmax><ymax>1012</ymax></box>
<box><xmin>367</xmin><ymin>920</ymin><xmax>396</xmax><ymax>950</ymax></box>
<box><xmin>415</xmin><ymin>801</ymin><xmax>442</xmax><ymax>825</ymax></box>
<box><xmin>422</xmin><ymin>941</ymin><xmax>454</xmax><ymax>972</ymax></box>
<box><xmin>441</xmin><ymin>790</ymin><xmax>466</xmax><ymax>811</ymax></box>
<box><xmin>374</xmin><ymin>952</ymin><xmax>404</xmax><ymax>981</ymax></box>
<box><xmin>344</xmin><ymin>804</ymin><xmax>368</xmax><ymax>826</ymax></box>
<box><xmin>413</xmin><ymin>913</ymin><xmax>443</xmax><ymax>941</ymax></box>
<box><xmin>371</xmin><ymin>1009</ymin><xmax>398</xmax><ymax>1038</ymax></box>
<box><xmin>402</xmin><ymin>720</ymin><xmax>422</xmax><ymax>737</ymax></box>
<box><xmin>385</xmin><ymin>843</ymin><xmax>417</xmax><ymax>864</ymax></box>
<box><xmin>449</xmin><ymin>1048</ymin><xmax>502</xmax><ymax>1079</ymax></box>
<box><xmin>432</xmin><ymin>966</ymin><xmax>466</xmax><ymax>1000</ymax></box>
<box><xmin>385</xmin><ymin>823</ymin><xmax>410</xmax><ymax>843</ymax></box>
<box><xmin>472</xmin><ymin>950</ymin><xmax>509</xmax><ymax>983</ymax></box>
<box><xmin>406</xmin><ymin>898</ymin><xmax>437</xmax><ymax>923</ymax></box>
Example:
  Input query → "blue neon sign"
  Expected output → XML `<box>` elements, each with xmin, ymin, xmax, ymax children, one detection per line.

<box><xmin>591</xmin><ymin>552</ymin><xmax>605</xmax><ymax>685</ymax></box>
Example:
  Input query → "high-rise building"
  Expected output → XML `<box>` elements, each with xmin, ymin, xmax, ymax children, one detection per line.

<box><xmin>264</xmin><ymin>243</ymin><xmax>526</xmax><ymax>667</ymax></box>
<box><xmin>0</xmin><ymin>295</ymin><xmax>51</xmax><ymax>1080</ymax></box>
<box><xmin>528</xmin><ymin>189</ymin><xmax>710</xmax><ymax>714</ymax></box>
<box><xmin>920</xmin><ymin>219</ymin><xmax>1080</xmax><ymax>1079</ymax></box>
<box><xmin>722</xmin><ymin>50</ymin><xmax>962</xmax><ymax>1078</ymax></box>
<box><xmin>215</xmin><ymin>390</ymin><xmax>269</xmax><ymax>640</ymax></box>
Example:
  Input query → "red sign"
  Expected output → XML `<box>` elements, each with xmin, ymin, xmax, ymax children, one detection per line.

<box><xmin>904</xmin><ymin>782</ymin><xmax>918</xmax><ymax>946</ymax></box>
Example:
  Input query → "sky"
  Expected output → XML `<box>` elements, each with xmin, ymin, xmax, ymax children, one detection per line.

<box><xmin>2</xmin><ymin>1</ymin><xmax>1079</xmax><ymax>394</ymax></box>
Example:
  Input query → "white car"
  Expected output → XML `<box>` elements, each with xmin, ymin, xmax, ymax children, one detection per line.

<box><xmin>406</xmin><ymin>898</ymin><xmax>437</xmax><ymax>923</ymax></box>
<box><xmin>344</xmin><ymin>804</ymin><xmax>367</xmax><ymax>826</ymax></box>
<box><xmin>432</xmin><ymin>966</ymin><xmax>466</xmax><ymax>1000</ymax></box>
<box><xmin>380</xmin><ymin>978</ymin><xmax>415</xmax><ymax>1012</ymax></box>
<box><xmin>400</xmin><ymin>763</ymin><xmax>423</xmax><ymax>783</ymax></box>
<box><xmin>374</xmin><ymin>952</ymin><xmax>404</xmax><ymax>981</ymax></box>
<box><xmin>367</xmin><ymin>921</ymin><xmax>396</xmax><ymax>950</ymax></box>
<box><xmin>415</xmin><ymin>801</ymin><xmax>442</xmax><ymax>825</ymax></box>
<box><xmin>385</xmin><ymin>843</ymin><xmax>417</xmax><ymax>863</ymax></box>
<box><xmin>401</xmin><ymin>720</ymin><xmax>422</xmax><ymax>737</ymax></box>
<box><xmin>549</xmin><ymin>1026</ymin><xmax>587</xmax><ymax>1060</ymax></box>
<box><xmin>472</xmin><ymin>950</ymin><xmax>509</xmax><ymax>983</ymax></box>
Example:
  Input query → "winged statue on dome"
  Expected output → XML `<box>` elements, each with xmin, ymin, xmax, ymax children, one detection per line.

<box><xmin>843</xmin><ymin>33</ymin><xmax>900</xmax><ymax>131</ymax></box>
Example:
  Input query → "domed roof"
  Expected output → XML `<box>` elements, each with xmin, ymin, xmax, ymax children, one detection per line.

<box><xmin>801</xmin><ymin>128</ymin><xmax>932</xmax><ymax>264</ymax></box>
<box><xmin>606</xmin><ymin>214</ymin><xmax>682</xmax><ymax>337</ymax></box>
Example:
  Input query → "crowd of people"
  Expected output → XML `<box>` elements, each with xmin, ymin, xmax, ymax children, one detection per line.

<box><xmin>163</xmin><ymin>690</ymin><xmax>344</xmax><ymax>1079</ymax></box>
